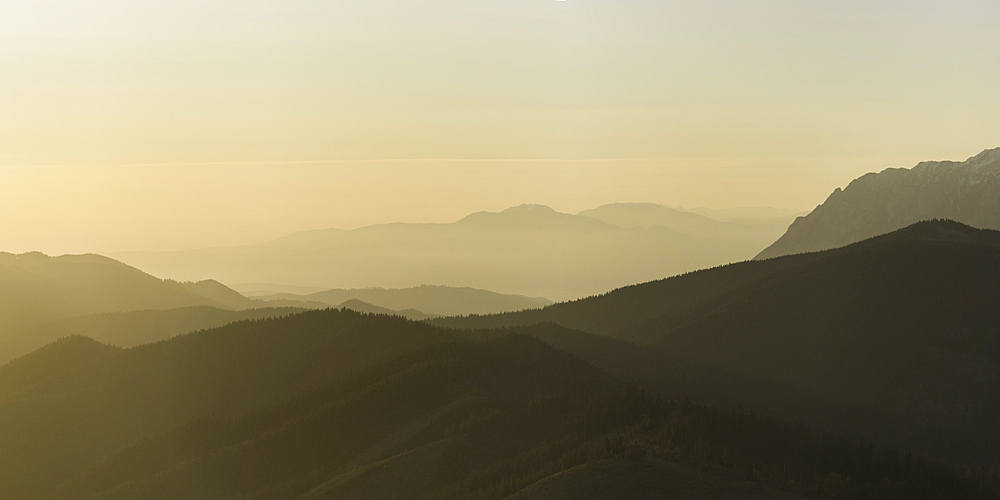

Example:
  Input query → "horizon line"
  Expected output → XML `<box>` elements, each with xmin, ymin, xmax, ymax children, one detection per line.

<box><xmin>0</xmin><ymin>155</ymin><xmax>919</xmax><ymax>168</ymax></box>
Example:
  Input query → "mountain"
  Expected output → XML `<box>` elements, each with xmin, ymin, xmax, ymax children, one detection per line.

<box><xmin>757</xmin><ymin>147</ymin><xmax>1000</xmax><ymax>259</ymax></box>
<box><xmin>578</xmin><ymin>203</ymin><xmax>795</xmax><ymax>240</ymax></box>
<box><xmin>0</xmin><ymin>252</ymin><xmax>322</xmax><ymax>362</ymax></box>
<box><xmin>577</xmin><ymin>203</ymin><xmax>792</xmax><ymax>265</ymax></box>
<box><xmin>113</xmin><ymin>203</ymin><xmax>792</xmax><ymax>301</ymax></box>
<box><xmin>636</xmin><ymin>220</ymin><xmax>1000</xmax><ymax>458</ymax></box>
<box><xmin>687</xmin><ymin>206</ymin><xmax>806</xmax><ymax>222</ymax></box>
<box><xmin>0</xmin><ymin>335</ymin><xmax>122</xmax><ymax>400</ymax></box>
<box><xmin>258</xmin><ymin>285</ymin><xmax>550</xmax><ymax>317</ymax></box>
<box><xmin>0</xmin><ymin>252</ymin><xmax>244</xmax><ymax>326</ymax></box>
<box><xmin>177</xmin><ymin>279</ymin><xmax>257</xmax><ymax>309</ymax></box>
<box><xmin>436</xmin><ymin>220</ymin><xmax>1000</xmax><ymax>464</ymax></box>
<box><xmin>235</xmin><ymin>283</ymin><xmax>330</xmax><ymax>296</ymax></box>
<box><xmin>0</xmin><ymin>306</ymin><xmax>306</xmax><ymax>364</ymax></box>
<box><xmin>0</xmin><ymin>309</ymin><xmax>456</xmax><ymax>499</ymax></box>
<box><xmin>429</xmin><ymin>252</ymin><xmax>824</xmax><ymax>336</ymax></box>
<box><xmin>2</xmin><ymin>310</ymin><xmax>992</xmax><ymax>499</ymax></box>
<box><xmin>334</xmin><ymin>299</ymin><xmax>438</xmax><ymax>320</ymax></box>
<box><xmin>43</xmin><ymin>334</ymin><xmax>622</xmax><ymax>500</ymax></box>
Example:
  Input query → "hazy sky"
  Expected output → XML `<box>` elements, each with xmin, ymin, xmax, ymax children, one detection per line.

<box><xmin>2</xmin><ymin>0</ymin><xmax>999</xmax><ymax>253</ymax></box>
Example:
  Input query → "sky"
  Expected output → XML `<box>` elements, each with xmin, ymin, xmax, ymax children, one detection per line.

<box><xmin>2</xmin><ymin>0</ymin><xmax>999</xmax><ymax>254</ymax></box>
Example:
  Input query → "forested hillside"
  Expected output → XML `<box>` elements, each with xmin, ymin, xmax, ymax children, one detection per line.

<box><xmin>0</xmin><ymin>308</ymin><xmax>997</xmax><ymax>498</ymax></box>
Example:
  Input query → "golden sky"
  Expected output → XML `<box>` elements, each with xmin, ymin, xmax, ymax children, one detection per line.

<box><xmin>2</xmin><ymin>1</ymin><xmax>998</xmax><ymax>253</ymax></box>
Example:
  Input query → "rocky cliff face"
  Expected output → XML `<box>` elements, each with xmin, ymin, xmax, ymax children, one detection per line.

<box><xmin>756</xmin><ymin>148</ymin><xmax>1000</xmax><ymax>259</ymax></box>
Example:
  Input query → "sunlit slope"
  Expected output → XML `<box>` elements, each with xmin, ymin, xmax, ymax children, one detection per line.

<box><xmin>757</xmin><ymin>147</ymin><xmax>1000</xmax><ymax>259</ymax></box>
<box><xmin>0</xmin><ymin>251</ymin><xmax>313</xmax><ymax>362</ymax></box>
<box><xmin>0</xmin><ymin>309</ymin><xmax>455</xmax><ymax>499</ymax></box>
<box><xmin>0</xmin><ymin>250</ymin><xmax>338</xmax><ymax>362</ymax></box>
<box><xmin>0</xmin><ymin>252</ymin><xmax>242</xmax><ymax>326</ymax></box>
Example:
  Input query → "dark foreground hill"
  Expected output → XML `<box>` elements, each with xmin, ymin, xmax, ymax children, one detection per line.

<box><xmin>0</xmin><ymin>309</ymin><xmax>455</xmax><ymax>499</ymax></box>
<box><xmin>757</xmin><ymin>147</ymin><xmax>1000</xmax><ymax>259</ymax></box>
<box><xmin>3</xmin><ymin>311</ymin><xmax>994</xmax><ymax>499</ymax></box>
<box><xmin>0</xmin><ymin>306</ymin><xmax>306</xmax><ymax>365</ymax></box>
<box><xmin>0</xmin><ymin>320</ymin><xmax>998</xmax><ymax>500</ymax></box>
<box><xmin>433</xmin><ymin>221</ymin><xmax>1000</xmax><ymax>464</ymax></box>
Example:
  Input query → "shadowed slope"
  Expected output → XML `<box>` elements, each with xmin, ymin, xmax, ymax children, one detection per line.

<box><xmin>439</xmin><ymin>221</ymin><xmax>1000</xmax><ymax>464</ymax></box>
<box><xmin>46</xmin><ymin>334</ymin><xmax>623</xmax><ymax>500</ymax></box>
<box><xmin>429</xmin><ymin>253</ymin><xmax>823</xmax><ymax>337</ymax></box>
<box><xmin>0</xmin><ymin>335</ymin><xmax>122</xmax><ymax>401</ymax></box>
<box><xmin>0</xmin><ymin>309</ymin><xmax>456</xmax><ymax>499</ymax></box>
<box><xmin>432</xmin><ymin>220</ymin><xmax>1000</xmax><ymax>342</ymax></box>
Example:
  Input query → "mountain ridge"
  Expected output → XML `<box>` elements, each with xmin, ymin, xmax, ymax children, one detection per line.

<box><xmin>112</xmin><ymin>203</ymin><xmax>794</xmax><ymax>300</ymax></box>
<box><xmin>757</xmin><ymin>147</ymin><xmax>1000</xmax><ymax>259</ymax></box>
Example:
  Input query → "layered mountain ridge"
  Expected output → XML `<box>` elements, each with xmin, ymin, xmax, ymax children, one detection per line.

<box><xmin>757</xmin><ymin>147</ymin><xmax>1000</xmax><ymax>259</ymax></box>
<box><xmin>114</xmin><ymin>203</ymin><xmax>797</xmax><ymax>301</ymax></box>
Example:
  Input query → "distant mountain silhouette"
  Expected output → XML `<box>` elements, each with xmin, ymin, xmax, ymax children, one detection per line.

<box><xmin>258</xmin><ymin>284</ymin><xmax>550</xmax><ymax>317</ymax></box>
<box><xmin>578</xmin><ymin>203</ymin><xmax>795</xmax><ymax>241</ymax></box>
<box><xmin>577</xmin><ymin>201</ymin><xmax>797</xmax><ymax>280</ymax></box>
<box><xmin>0</xmin><ymin>252</ymin><xmax>321</xmax><ymax>362</ymax></box>
<box><xmin>686</xmin><ymin>206</ymin><xmax>806</xmax><ymax>222</ymax></box>
<box><xmin>234</xmin><ymin>283</ymin><xmax>330</xmax><ymax>296</ymax></box>
<box><xmin>178</xmin><ymin>279</ymin><xmax>258</xmax><ymax>309</ymax></box>
<box><xmin>757</xmin><ymin>147</ymin><xmax>1000</xmax><ymax>259</ymax></box>
<box><xmin>334</xmin><ymin>299</ymin><xmax>438</xmax><ymax>320</ymax></box>
<box><xmin>0</xmin><ymin>252</ymin><xmax>238</xmax><ymax>327</ymax></box>
<box><xmin>114</xmin><ymin>203</ymin><xmax>794</xmax><ymax>301</ymax></box>
<box><xmin>459</xmin><ymin>203</ymin><xmax>608</xmax><ymax>231</ymax></box>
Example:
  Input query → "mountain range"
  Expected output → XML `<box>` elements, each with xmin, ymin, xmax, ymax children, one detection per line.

<box><xmin>757</xmin><ymin>147</ymin><xmax>1000</xmax><ymax>259</ymax></box>
<box><xmin>433</xmin><ymin>220</ymin><xmax>1000</xmax><ymax>464</ymax></box>
<box><xmin>113</xmin><ymin>204</ymin><xmax>798</xmax><ymax>301</ymax></box>
<box><xmin>253</xmin><ymin>285</ymin><xmax>550</xmax><ymax>317</ymax></box>
<box><xmin>3</xmin><ymin>304</ymin><xmax>994</xmax><ymax>499</ymax></box>
<box><xmin>0</xmin><ymin>253</ymin><xmax>554</xmax><ymax>363</ymax></box>
<box><xmin>7</xmin><ymin>154</ymin><xmax>1000</xmax><ymax>498</ymax></box>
